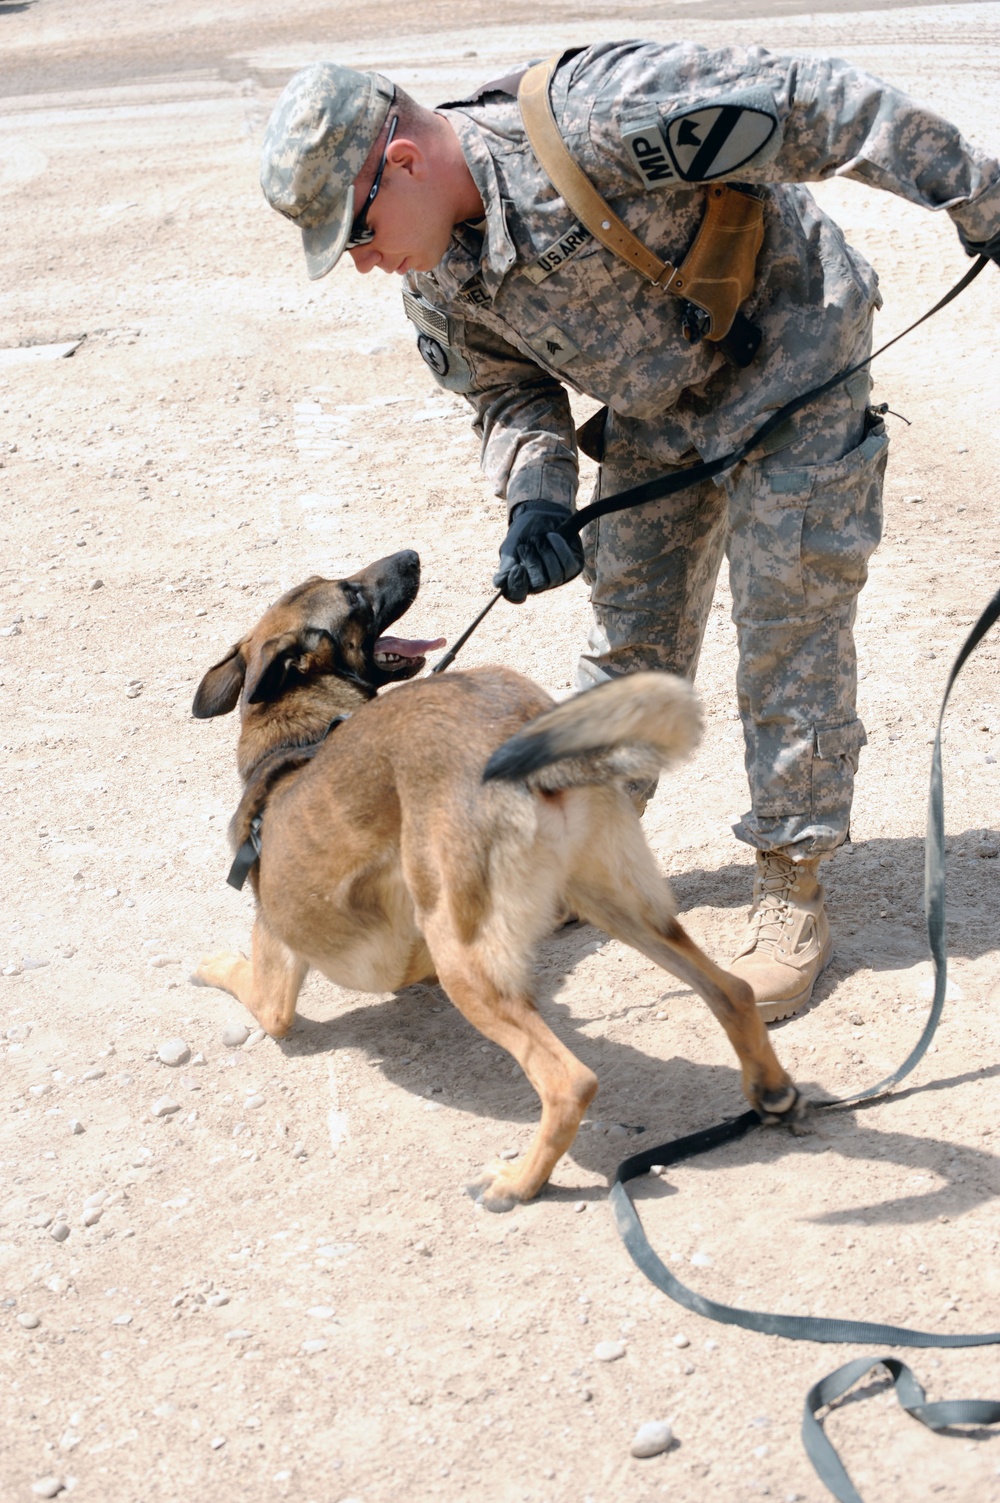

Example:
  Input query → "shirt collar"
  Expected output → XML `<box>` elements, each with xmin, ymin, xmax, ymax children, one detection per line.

<box><xmin>435</xmin><ymin>108</ymin><xmax>516</xmax><ymax>298</ymax></box>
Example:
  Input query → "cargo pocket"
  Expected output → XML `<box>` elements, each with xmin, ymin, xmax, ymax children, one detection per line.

<box><xmin>729</xmin><ymin>418</ymin><xmax>888</xmax><ymax>624</ymax></box>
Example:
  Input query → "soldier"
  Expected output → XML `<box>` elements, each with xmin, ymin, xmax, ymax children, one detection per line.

<box><xmin>259</xmin><ymin>44</ymin><xmax>1000</xmax><ymax>1021</ymax></box>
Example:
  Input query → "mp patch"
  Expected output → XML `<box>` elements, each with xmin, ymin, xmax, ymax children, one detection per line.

<box><xmin>624</xmin><ymin>89</ymin><xmax>781</xmax><ymax>187</ymax></box>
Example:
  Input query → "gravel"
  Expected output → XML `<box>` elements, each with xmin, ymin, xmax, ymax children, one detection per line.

<box><xmin>594</xmin><ymin>1340</ymin><xmax>627</xmax><ymax>1362</ymax></box>
<box><xmin>31</xmin><ymin>1479</ymin><xmax>65</xmax><ymax>1499</ymax></box>
<box><xmin>221</xmin><ymin>1024</ymin><xmax>250</xmax><ymax>1048</ymax></box>
<box><xmin>157</xmin><ymin>1038</ymin><xmax>190</xmax><ymax>1067</ymax></box>
<box><xmin>630</xmin><ymin>1419</ymin><xmax>674</xmax><ymax>1458</ymax></box>
<box><xmin>17</xmin><ymin>1312</ymin><xmax>41</xmax><ymax>1329</ymax></box>
<box><xmin>49</xmin><ymin>1222</ymin><xmax>70</xmax><ymax>1243</ymax></box>
<box><xmin>151</xmin><ymin>1097</ymin><xmax>180</xmax><ymax>1118</ymax></box>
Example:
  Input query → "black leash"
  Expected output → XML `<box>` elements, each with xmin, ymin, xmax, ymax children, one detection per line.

<box><xmin>562</xmin><ymin>255</ymin><xmax>988</xmax><ymax>541</ymax></box>
<box><xmin>431</xmin><ymin>256</ymin><xmax>988</xmax><ymax>673</ymax></box>
<box><xmin>610</xmin><ymin>583</ymin><xmax>1000</xmax><ymax>1499</ymax></box>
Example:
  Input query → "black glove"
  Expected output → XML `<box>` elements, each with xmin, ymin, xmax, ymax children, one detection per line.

<box><xmin>493</xmin><ymin>500</ymin><xmax>584</xmax><ymax>604</ymax></box>
<box><xmin>959</xmin><ymin>226</ymin><xmax>1000</xmax><ymax>266</ymax></box>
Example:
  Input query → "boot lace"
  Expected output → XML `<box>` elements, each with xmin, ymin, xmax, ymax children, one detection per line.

<box><xmin>747</xmin><ymin>854</ymin><xmax>798</xmax><ymax>946</ymax></box>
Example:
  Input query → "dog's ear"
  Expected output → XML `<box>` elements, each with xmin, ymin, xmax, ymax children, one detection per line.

<box><xmin>192</xmin><ymin>643</ymin><xmax>247</xmax><ymax>719</ymax></box>
<box><xmin>244</xmin><ymin>631</ymin><xmax>301</xmax><ymax>705</ymax></box>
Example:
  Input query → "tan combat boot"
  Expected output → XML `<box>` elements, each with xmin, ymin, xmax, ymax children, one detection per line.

<box><xmin>729</xmin><ymin>851</ymin><xmax>832</xmax><ymax>1023</ymax></box>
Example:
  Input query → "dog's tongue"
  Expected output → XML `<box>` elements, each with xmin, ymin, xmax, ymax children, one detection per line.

<box><xmin>374</xmin><ymin>634</ymin><xmax>446</xmax><ymax>658</ymax></box>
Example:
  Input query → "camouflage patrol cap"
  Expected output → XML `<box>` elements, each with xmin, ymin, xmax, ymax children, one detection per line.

<box><xmin>260</xmin><ymin>63</ymin><xmax>394</xmax><ymax>280</ymax></box>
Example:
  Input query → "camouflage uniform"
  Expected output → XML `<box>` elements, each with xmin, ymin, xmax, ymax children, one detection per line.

<box><xmin>403</xmin><ymin>41</ymin><xmax>1000</xmax><ymax>856</ymax></box>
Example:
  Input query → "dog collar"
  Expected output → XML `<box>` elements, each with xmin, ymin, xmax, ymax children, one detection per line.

<box><xmin>226</xmin><ymin>713</ymin><xmax>349</xmax><ymax>891</ymax></box>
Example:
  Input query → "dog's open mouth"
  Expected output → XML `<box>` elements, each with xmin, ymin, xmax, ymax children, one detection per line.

<box><xmin>373</xmin><ymin>633</ymin><xmax>446</xmax><ymax>674</ymax></box>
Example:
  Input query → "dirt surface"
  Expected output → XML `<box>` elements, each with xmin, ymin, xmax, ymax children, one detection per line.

<box><xmin>2</xmin><ymin>3</ymin><xmax>1000</xmax><ymax>1501</ymax></box>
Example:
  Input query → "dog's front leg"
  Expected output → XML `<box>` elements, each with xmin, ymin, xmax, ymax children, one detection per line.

<box><xmin>194</xmin><ymin>918</ymin><xmax>308</xmax><ymax>1039</ymax></box>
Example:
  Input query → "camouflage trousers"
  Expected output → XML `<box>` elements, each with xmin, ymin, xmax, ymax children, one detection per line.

<box><xmin>576</xmin><ymin>344</ymin><xmax>888</xmax><ymax>858</ymax></box>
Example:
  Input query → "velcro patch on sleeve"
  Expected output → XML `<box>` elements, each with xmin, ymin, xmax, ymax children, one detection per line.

<box><xmin>624</xmin><ymin>88</ymin><xmax>781</xmax><ymax>187</ymax></box>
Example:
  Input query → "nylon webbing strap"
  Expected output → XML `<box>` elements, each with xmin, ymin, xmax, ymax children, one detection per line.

<box><xmin>803</xmin><ymin>1357</ymin><xmax>1000</xmax><ymax>1503</ymax></box>
<box><xmin>561</xmin><ymin>255</ymin><xmax>989</xmax><ymax>542</ymax></box>
<box><xmin>518</xmin><ymin>56</ymin><xmax>677</xmax><ymax>288</ymax></box>
<box><xmin>608</xmin><ymin>585</ymin><xmax>1000</xmax><ymax>1498</ymax></box>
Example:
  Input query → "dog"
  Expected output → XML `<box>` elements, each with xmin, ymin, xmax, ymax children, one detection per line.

<box><xmin>192</xmin><ymin>549</ymin><xmax>797</xmax><ymax>1210</ymax></box>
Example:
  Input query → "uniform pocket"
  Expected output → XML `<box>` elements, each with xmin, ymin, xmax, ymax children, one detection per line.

<box><xmin>729</xmin><ymin>419</ymin><xmax>888</xmax><ymax>623</ymax></box>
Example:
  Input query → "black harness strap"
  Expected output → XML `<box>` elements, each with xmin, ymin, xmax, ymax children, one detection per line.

<box><xmin>225</xmin><ymin>713</ymin><xmax>350</xmax><ymax>891</ymax></box>
<box><xmin>609</xmin><ymin>584</ymin><xmax>1000</xmax><ymax>1499</ymax></box>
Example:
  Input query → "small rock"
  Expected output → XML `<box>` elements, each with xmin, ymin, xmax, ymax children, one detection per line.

<box><xmin>6</xmin><ymin>1023</ymin><xmax>31</xmax><ymax>1041</ymax></box>
<box><xmin>291</xmin><ymin>1142</ymin><xmax>307</xmax><ymax>1159</ymax></box>
<box><xmin>68</xmin><ymin>1119</ymin><xmax>85</xmax><ymax>1135</ymax></box>
<box><xmin>225</xmin><ymin>1328</ymin><xmax>253</xmax><ymax>1342</ymax></box>
<box><xmin>81</xmin><ymin>1068</ymin><xmax>105</xmax><ymax>1081</ymax></box>
<box><xmin>690</xmin><ymin>1251</ymin><xmax>713</xmax><ymax>1267</ymax></box>
<box><xmin>58</xmin><ymin>1430</ymin><xmax>80</xmax><ymax>1452</ymax></box>
<box><xmin>206</xmin><ymin>1293</ymin><xmax>229</xmax><ymax>1307</ymax></box>
<box><xmin>116</xmin><ymin>1073</ymin><xmax>135</xmax><ymax>1087</ymax></box>
<box><xmin>499</xmin><ymin>1147</ymin><xmax>518</xmax><ymax>1161</ymax></box>
<box><xmin>301</xmin><ymin>1338</ymin><xmax>327</xmax><ymax>1354</ymax></box>
<box><xmin>630</xmin><ymin>1419</ymin><xmax>674</xmax><ymax>1458</ymax></box>
<box><xmin>82</xmin><ymin>1206</ymin><xmax>103</xmax><ymax>1226</ymax></box>
<box><xmin>17</xmin><ymin>1312</ymin><xmax>41</xmax><ymax>1329</ymax></box>
<box><xmin>306</xmin><ymin>1305</ymin><xmax>335</xmax><ymax>1319</ymax></box>
<box><xmin>2</xmin><ymin>963</ymin><xmax>23</xmax><ymax>976</ymax></box>
<box><xmin>31</xmin><ymin>1213</ymin><xmax>53</xmax><ymax>1229</ymax></box>
<box><xmin>244</xmin><ymin>1094</ymin><xmax>265</xmax><ymax>1110</ymax></box>
<box><xmin>243</xmin><ymin>1028</ymin><xmax>265</xmax><ymax>1050</ymax></box>
<box><xmin>84</xmin><ymin>1191</ymin><xmax>107</xmax><ymax>1208</ymax></box>
<box><xmin>221</xmin><ymin>1024</ymin><xmax>250</xmax><ymax>1048</ymax></box>
<box><xmin>191</xmin><ymin>1052</ymin><xmax>206</xmax><ymax>1066</ymax></box>
<box><xmin>574</xmin><ymin>1201</ymin><xmax>586</xmax><ymax>1213</ymax></box>
<box><xmin>112</xmin><ymin>1313</ymin><xmax>133</xmax><ymax>1326</ymax></box>
<box><xmin>180</xmin><ymin>1075</ymin><xmax>201</xmax><ymax>1091</ymax></box>
<box><xmin>158</xmin><ymin>1038</ymin><xmax>190</xmax><ymax>1067</ymax></box>
<box><xmin>31</xmin><ymin>1479</ymin><xmax>65</xmax><ymax>1499</ymax></box>
<box><xmin>103</xmin><ymin>886</ymin><xmax>119</xmax><ymax>898</ymax></box>
<box><xmin>151</xmin><ymin>1097</ymin><xmax>180</xmax><ymax>1118</ymax></box>
<box><xmin>594</xmin><ymin>1340</ymin><xmax>627</xmax><ymax>1362</ymax></box>
<box><xmin>50</xmin><ymin>1222</ymin><xmax>70</xmax><ymax>1243</ymax></box>
<box><xmin>672</xmin><ymin>1333</ymin><xmax>690</xmax><ymax>1349</ymax></box>
<box><xmin>90</xmin><ymin>578</ymin><xmax>104</xmax><ymax>591</ymax></box>
<box><xmin>210</xmin><ymin>1435</ymin><xmax>227</xmax><ymax>1449</ymax></box>
<box><xmin>130</xmin><ymin>1147</ymin><xmax>152</xmax><ymax>1166</ymax></box>
<box><xmin>29</xmin><ymin>1082</ymin><xmax>52</xmax><ymax>1098</ymax></box>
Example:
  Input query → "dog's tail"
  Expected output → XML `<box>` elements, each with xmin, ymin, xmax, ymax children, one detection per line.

<box><xmin>483</xmin><ymin>672</ymin><xmax>702</xmax><ymax>792</ymax></box>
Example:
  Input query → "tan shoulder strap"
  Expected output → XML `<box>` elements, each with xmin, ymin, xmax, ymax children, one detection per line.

<box><xmin>518</xmin><ymin>56</ymin><xmax>679</xmax><ymax>291</ymax></box>
<box><xmin>517</xmin><ymin>54</ymin><xmax>765</xmax><ymax>347</ymax></box>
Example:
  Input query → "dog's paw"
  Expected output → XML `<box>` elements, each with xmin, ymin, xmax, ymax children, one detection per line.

<box><xmin>755</xmin><ymin>1083</ymin><xmax>803</xmax><ymax>1125</ymax></box>
<box><xmin>191</xmin><ymin>951</ymin><xmax>245</xmax><ymax>990</ymax></box>
<box><xmin>466</xmin><ymin>1164</ymin><xmax>528</xmax><ymax>1214</ymax></box>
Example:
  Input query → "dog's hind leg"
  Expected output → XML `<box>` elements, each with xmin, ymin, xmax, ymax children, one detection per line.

<box><xmin>567</xmin><ymin>842</ymin><xmax>797</xmax><ymax>1122</ymax></box>
<box><xmin>193</xmin><ymin>917</ymin><xmax>308</xmax><ymax>1039</ymax></box>
<box><xmin>425</xmin><ymin>925</ymin><xmax>597</xmax><ymax>1212</ymax></box>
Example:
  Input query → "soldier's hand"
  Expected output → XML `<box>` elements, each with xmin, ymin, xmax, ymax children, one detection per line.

<box><xmin>959</xmin><ymin>227</ymin><xmax>1000</xmax><ymax>267</ymax></box>
<box><xmin>493</xmin><ymin>501</ymin><xmax>584</xmax><ymax>604</ymax></box>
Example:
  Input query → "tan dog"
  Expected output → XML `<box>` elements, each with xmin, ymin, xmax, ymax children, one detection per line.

<box><xmin>192</xmin><ymin>550</ymin><xmax>797</xmax><ymax>1210</ymax></box>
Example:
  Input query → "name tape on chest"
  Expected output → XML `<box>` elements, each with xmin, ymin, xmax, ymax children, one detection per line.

<box><xmin>623</xmin><ymin>90</ymin><xmax>780</xmax><ymax>187</ymax></box>
<box><xmin>522</xmin><ymin>222</ymin><xmax>594</xmax><ymax>284</ymax></box>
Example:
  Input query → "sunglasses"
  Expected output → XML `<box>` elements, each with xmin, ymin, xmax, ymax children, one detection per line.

<box><xmin>346</xmin><ymin>115</ymin><xmax>399</xmax><ymax>249</ymax></box>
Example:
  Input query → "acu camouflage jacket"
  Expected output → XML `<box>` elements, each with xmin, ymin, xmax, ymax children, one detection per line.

<box><xmin>403</xmin><ymin>41</ymin><xmax>1000</xmax><ymax>511</ymax></box>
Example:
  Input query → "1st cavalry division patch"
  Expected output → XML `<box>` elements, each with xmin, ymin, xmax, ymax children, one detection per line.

<box><xmin>622</xmin><ymin>90</ymin><xmax>780</xmax><ymax>186</ymax></box>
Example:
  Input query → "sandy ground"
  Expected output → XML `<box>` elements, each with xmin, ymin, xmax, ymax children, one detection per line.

<box><xmin>2</xmin><ymin>2</ymin><xmax>1000</xmax><ymax>1500</ymax></box>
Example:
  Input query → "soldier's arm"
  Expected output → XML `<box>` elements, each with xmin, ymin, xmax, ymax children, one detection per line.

<box><xmin>404</xmin><ymin>290</ymin><xmax>579</xmax><ymax>512</ymax></box>
<box><xmin>581</xmin><ymin>41</ymin><xmax>999</xmax><ymax>255</ymax></box>
<box><xmin>773</xmin><ymin>54</ymin><xmax>1000</xmax><ymax>253</ymax></box>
